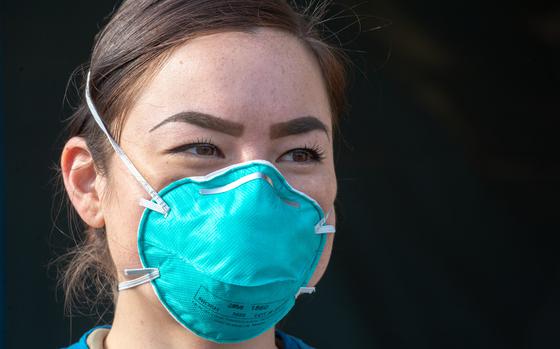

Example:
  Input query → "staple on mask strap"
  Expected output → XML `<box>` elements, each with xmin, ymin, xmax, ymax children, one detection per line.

<box><xmin>140</xmin><ymin>198</ymin><xmax>168</xmax><ymax>215</ymax></box>
<box><xmin>124</xmin><ymin>267</ymin><xmax>159</xmax><ymax>276</ymax></box>
<box><xmin>315</xmin><ymin>225</ymin><xmax>336</xmax><ymax>234</ymax></box>
<box><xmin>295</xmin><ymin>287</ymin><xmax>316</xmax><ymax>298</ymax></box>
<box><xmin>118</xmin><ymin>268</ymin><xmax>160</xmax><ymax>291</ymax></box>
<box><xmin>314</xmin><ymin>212</ymin><xmax>336</xmax><ymax>234</ymax></box>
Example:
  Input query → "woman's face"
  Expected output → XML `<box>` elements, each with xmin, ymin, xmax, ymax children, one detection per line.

<box><xmin>100</xmin><ymin>28</ymin><xmax>336</xmax><ymax>291</ymax></box>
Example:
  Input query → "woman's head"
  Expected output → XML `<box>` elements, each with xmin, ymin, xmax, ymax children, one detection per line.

<box><xmin>60</xmin><ymin>0</ymin><xmax>347</xmax><ymax>318</ymax></box>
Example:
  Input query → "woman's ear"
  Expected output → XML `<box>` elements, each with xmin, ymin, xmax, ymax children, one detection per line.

<box><xmin>61</xmin><ymin>137</ymin><xmax>105</xmax><ymax>228</ymax></box>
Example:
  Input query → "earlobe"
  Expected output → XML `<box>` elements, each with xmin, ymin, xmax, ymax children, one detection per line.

<box><xmin>61</xmin><ymin>137</ymin><xmax>105</xmax><ymax>228</ymax></box>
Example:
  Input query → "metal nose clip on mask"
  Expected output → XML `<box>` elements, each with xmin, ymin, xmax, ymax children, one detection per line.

<box><xmin>84</xmin><ymin>72</ymin><xmax>335</xmax><ymax>343</ymax></box>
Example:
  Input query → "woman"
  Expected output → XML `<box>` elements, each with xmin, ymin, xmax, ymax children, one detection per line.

<box><xmin>59</xmin><ymin>0</ymin><xmax>347</xmax><ymax>348</ymax></box>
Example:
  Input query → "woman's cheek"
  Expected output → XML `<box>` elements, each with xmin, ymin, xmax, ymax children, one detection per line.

<box><xmin>286</xmin><ymin>168</ymin><xmax>336</xmax><ymax>205</ymax></box>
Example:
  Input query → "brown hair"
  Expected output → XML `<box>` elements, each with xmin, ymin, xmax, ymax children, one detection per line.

<box><xmin>58</xmin><ymin>0</ymin><xmax>348</xmax><ymax>316</ymax></box>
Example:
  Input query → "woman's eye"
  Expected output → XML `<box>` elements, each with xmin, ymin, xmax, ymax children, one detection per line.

<box><xmin>169</xmin><ymin>142</ymin><xmax>224</xmax><ymax>158</ymax></box>
<box><xmin>188</xmin><ymin>144</ymin><xmax>217</xmax><ymax>156</ymax></box>
<box><xmin>278</xmin><ymin>148</ymin><xmax>325</xmax><ymax>163</ymax></box>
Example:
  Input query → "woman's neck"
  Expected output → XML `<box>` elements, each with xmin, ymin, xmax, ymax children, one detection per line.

<box><xmin>104</xmin><ymin>286</ymin><xmax>278</xmax><ymax>349</ymax></box>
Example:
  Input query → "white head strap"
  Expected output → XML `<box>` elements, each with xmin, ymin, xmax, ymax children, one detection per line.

<box><xmin>84</xmin><ymin>71</ymin><xmax>169</xmax><ymax>215</ymax></box>
<box><xmin>314</xmin><ymin>207</ymin><xmax>336</xmax><ymax>234</ymax></box>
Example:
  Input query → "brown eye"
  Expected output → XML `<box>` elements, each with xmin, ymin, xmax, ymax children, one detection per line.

<box><xmin>190</xmin><ymin>144</ymin><xmax>217</xmax><ymax>156</ymax></box>
<box><xmin>168</xmin><ymin>142</ymin><xmax>224</xmax><ymax>158</ymax></box>
<box><xmin>291</xmin><ymin>149</ymin><xmax>311</xmax><ymax>162</ymax></box>
<box><xmin>278</xmin><ymin>147</ymin><xmax>325</xmax><ymax>163</ymax></box>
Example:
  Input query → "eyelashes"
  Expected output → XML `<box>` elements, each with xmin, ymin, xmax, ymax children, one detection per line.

<box><xmin>167</xmin><ymin>137</ymin><xmax>224</xmax><ymax>158</ymax></box>
<box><xmin>167</xmin><ymin>138</ymin><xmax>326</xmax><ymax>163</ymax></box>
<box><xmin>290</xmin><ymin>144</ymin><xmax>326</xmax><ymax>162</ymax></box>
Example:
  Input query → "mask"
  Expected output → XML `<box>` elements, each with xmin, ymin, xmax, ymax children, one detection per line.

<box><xmin>85</xmin><ymin>72</ymin><xmax>335</xmax><ymax>343</ymax></box>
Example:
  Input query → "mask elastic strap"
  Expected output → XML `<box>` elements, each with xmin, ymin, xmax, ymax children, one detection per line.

<box><xmin>295</xmin><ymin>287</ymin><xmax>316</xmax><ymax>298</ymax></box>
<box><xmin>118</xmin><ymin>268</ymin><xmax>160</xmax><ymax>291</ymax></box>
<box><xmin>85</xmin><ymin>71</ymin><xmax>169</xmax><ymax>216</ymax></box>
<box><xmin>314</xmin><ymin>208</ymin><xmax>336</xmax><ymax>234</ymax></box>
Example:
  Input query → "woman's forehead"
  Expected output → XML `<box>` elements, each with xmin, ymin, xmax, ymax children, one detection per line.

<box><xmin>126</xmin><ymin>29</ymin><xmax>332</xmax><ymax>135</ymax></box>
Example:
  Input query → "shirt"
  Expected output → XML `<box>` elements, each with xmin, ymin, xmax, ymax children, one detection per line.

<box><xmin>61</xmin><ymin>325</ymin><xmax>315</xmax><ymax>349</ymax></box>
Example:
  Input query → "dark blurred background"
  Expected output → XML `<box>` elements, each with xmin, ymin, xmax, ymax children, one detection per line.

<box><xmin>1</xmin><ymin>1</ymin><xmax>559</xmax><ymax>348</ymax></box>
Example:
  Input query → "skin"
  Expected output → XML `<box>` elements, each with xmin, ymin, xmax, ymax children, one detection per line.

<box><xmin>61</xmin><ymin>28</ymin><xmax>337</xmax><ymax>349</ymax></box>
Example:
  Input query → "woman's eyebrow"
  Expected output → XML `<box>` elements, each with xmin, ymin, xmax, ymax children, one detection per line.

<box><xmin>150</xmin><ymin>111</ymin><xmax>328</xmax><ymax>139</ymax></box>
<box><xmin>149</xmin><ymin>111</ymin><xmax>244</xmax><ymax>137</ymax></box>
<box><xmin>269</xmin><ymin>116</ymin><xmax>329</xmax><ymax>139</ymax></box>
